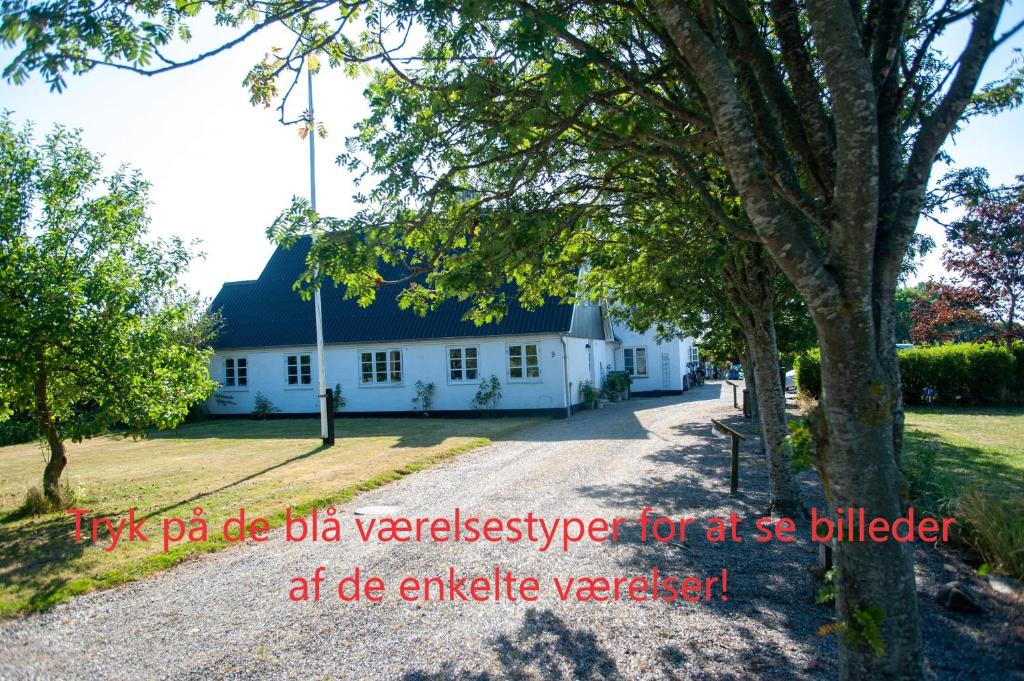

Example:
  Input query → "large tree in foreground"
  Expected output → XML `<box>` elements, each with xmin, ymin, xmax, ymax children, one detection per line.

<box><xmin>3</xmin><ymin>0</ymin><xmax>1021</xmax><ymax>677</ymax></box>
<box><xmin>0</xmin><ymin>117</ymin><xmax>218</xmax><ymax>508</ymax></box>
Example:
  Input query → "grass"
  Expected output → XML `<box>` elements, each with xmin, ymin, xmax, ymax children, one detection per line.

<box><xmin>902</xmin><ymin>407</ymin><xmax>1024</xmax><ymax>578</ymax></box>
<box><xmin>0</xmin><ymin>416</ymin><xmax>543</xmax><ymax>618</ymax></box>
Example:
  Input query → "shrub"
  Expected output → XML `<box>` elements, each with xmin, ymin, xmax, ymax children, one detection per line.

<box><xmin>605</xmin><ymin>371</ymin><xmax>631</xmax><ymax>396</ymax></box>
<box><xmin>0</xmin><ymin>416</ymin><xmax>39</xmax><ymax>446</ymax></box>
<box><xmin>17</xmin><ymin>480</ymin><xmax>80</xmax><ymax>516</ymax></box>
<box><xmin>332</xmin><ymin>383</ymin><xmax>346</xmax><ymax>411</ymax></box>
<box><xmin>899</xmin><ymin>343</ymin><xmax>1014</xmax><ymax>406</ymax></box>
<box><xmin>793</xmin><ymin>350</ymin><xmax>822</xmax><ymax>400</ymax></box>
<box><xmin>954</xmin><ymin>490</ymin><xmax>1024</xmax><ymax>579</ymax></box>
<box><xmin>579</xmin><ymin>380</ymin><xmax>600</xmax><ymax>403</ymax></box>
<box><xmin>250</xmin><ymin>392</ymin><xmax>279</xmax><ymax>419</ymax></box>
<box><xmin>1011</xmin><ymin>342</ymin><xmax>1024</xmax><ymax>403</ymax></box>
<box><xmin>412</xmin><ymin>380</ymin><xmax>436</xmax><ymax>414</ymax></box>
<box><xmin>794</xmin><ymin>343</ymin><xmax>1022</xmax><ymax>407</ymax></box>
<box><xmin>472</xmin><ymin>375</ymin><xmax>502</xmax><ymax>414</ymax></box>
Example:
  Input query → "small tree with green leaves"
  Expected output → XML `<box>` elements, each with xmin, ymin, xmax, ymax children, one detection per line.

<box><xmin>0</xmin><ymin>116</ymin><xmax>218</xmax><ymax>509</ymax></box>
<box><xmin>472</xmin><ymin>375</ymin><xmax>502</xmax><ymax>415</ymax></box>
<box><xmin>412</xmin><ymin>380</ymin><xmax>435</xmax><ymax>415</ymax></box>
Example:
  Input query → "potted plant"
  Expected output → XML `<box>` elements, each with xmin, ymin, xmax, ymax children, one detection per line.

<box><xmin>606</xmin><ymin>371</ymin><xmax>631</xmax><ymax>401</ymax></box>
<box><xmin>602</xmin><ymin>383</ymin><xmax>621</xmax><ymax>403</ymax></box>
<box><xmin>579</xmin><ymin>380</ymin><xmax>600</xmax><ymax>409</ymax></box>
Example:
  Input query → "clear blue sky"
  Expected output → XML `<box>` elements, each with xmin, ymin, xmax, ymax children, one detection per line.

<box><xmin>1</xmin><ymin>8</ymin><xmax>1021</xmax><ymax>299</ymax></box>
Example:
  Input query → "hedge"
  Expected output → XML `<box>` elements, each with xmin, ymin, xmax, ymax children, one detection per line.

<box><xmin>794</xmin><ymin>342</ymin><xmax>1023</xmax><ymax>407</ymax></box>
<box><xmin>793</xmin><ymin>350</ymin><xmax>821</xmax><ymax>401</ymax></box>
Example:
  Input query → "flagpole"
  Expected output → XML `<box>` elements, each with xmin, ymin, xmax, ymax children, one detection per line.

<box><xmin>307</xmin><ymin>63</ymin><xmax>329</xmax><ymax>443</ymax></box>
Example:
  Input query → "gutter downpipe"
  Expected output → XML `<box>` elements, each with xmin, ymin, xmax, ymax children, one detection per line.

<box><xmin>560</xmin><ymin>335</ymin><xmax>571</xmax><ymax>419</ymax></box>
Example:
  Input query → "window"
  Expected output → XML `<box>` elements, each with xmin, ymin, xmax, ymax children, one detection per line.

<box><xmin>224</xmin><ymin>357</ymin><xmax>247</xmax><ymax>387</ymax></box>
<box><xmin>689</xmin><ymin>346</ymin><xmax>700</xmax><ymax>364</ymax></box>
<box><xmin>360</xmin><ymin>349</ymin><xmax>402</xmax><ymax>385</ymax></box>
<box><xmin>448</xmin><ymin>346</ymin><xmax>479</xmax><ymax>382</ymax></box>
<box><xmin>623</xmin><ymin>348</ymin><xmax>648</xmax><ymax>377</ymax></box>
<box><xmin>507</xmin><ymin>343</ymin><xmax>540</xmax><ymax>379</ymax></box>
<box><xmin>286</xmin><ymin>354</ymin><xmax>312</xmax><ymax>386</ymax></box>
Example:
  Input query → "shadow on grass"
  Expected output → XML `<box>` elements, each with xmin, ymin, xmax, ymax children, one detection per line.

<box><xmin>145</xmin><ymin>443</ymin><xmax>331</xmax><ymax>518</ymax></box>
<box><xmin>903</xmin><ymin>428</ymin><xmax>1023</xmax><ymax>496</ymax></box>
<box><xmin>0</xmin><ymin>509</ymin><xmax>89</xmax><ymax>613</ymax></box>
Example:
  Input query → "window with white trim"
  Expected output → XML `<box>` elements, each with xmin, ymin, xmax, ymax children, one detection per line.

<box><xmin>224</xmin><ymin>357</ymin><xmax>247</xmax><ymax>387</ymax></box>
<box><xmin>507</xmin><ymin>343</ymin><xmax>540</xmax><ymax>379</ymax></box>
<box><xmin>286</xmin><ymin>354</ymin><xmax>312</xmax><ymax>386</ymax></box>
<box><xmin>689</xmin><ymin>346</ymin><xmax>700</xmax><ymax>364</ymax></box>
<box><xmin>448</xmin><ymin>346</ymin><xmax>479</xmax><ymax>382</ymax></box>
<box><xmin>360</xmin><ymin>349</ymin><xmax>403</xmax><ymax>385</ymax></box>
<box><xmin>623</xmin><ymin>347</ymin><xmax>648</xmax><ymax>377</ymax></box>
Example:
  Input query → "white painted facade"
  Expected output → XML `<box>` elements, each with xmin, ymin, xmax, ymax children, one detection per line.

<box><xmin>613</xmin><ymin>324</ymin><xmax>699</xmax><ymax>394</ymax></box>
<box><xmin>207</xmin><ymin>322</ymin><xmax>693</xmax><ymax>416</ymax></box>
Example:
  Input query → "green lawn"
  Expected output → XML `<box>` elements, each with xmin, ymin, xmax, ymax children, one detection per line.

<box><xmin>903</xmin><ymin>407</ymin><xmax>1023</xmax><ymax>494</ymax></box>
<box><xmin>0</xmin><ymin>416</ymin><xmax>543</xmax><ymax>617</ymax></box>
<box><xmin>902</xmin><ymin>407</ymin><xmax>1024</xmax><ymax>577</ymax></box>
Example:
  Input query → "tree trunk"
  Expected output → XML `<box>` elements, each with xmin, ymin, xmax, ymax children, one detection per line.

<box><xmin>34</xmin><ymin>367</ymin><xmax>66</xmax><ymax>508</ymax></box>
<box><xmin>743</xmin><ymin>342</ymin><xmax>766</xmax><ymax>457</ymax></box>
<box><xmin>744</xmin><ymin>344</ymin><xmax>760</xmax><ymax>421</ymax></box>
<box><xmin>814</xmin><ymin>304</ymin><xmax>922</xmax><ymax>680</ymax></box>
<box><xmin>725</xmin><ymin>246</ymin><xmax>802</xmax><ymax>515</ymax></box>
<box><xmin>740</xmin><ymin>313</ymin><xmax>802</xmax><ymax>516</ymax></box>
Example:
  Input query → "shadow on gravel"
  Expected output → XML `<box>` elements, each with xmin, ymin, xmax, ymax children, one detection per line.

<box><xmin>402</xmin><ymin>608</ymin><xmax>621</xmax><ymax>680</ymax></box>
<box><xmin>574</xmin><ymin>390</ymin><xmax>1023</xmax><ymax>679</ymax></box>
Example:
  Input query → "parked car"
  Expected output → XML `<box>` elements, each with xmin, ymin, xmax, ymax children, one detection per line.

<box><xmin>785</xmin><ymin>369</ymin><xmax>797</xmax><ymax>393</ymax></box>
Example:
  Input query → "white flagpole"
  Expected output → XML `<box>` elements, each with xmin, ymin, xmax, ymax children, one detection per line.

<box><xmin>307</xmin><ymin>63</ymin><xmax>329</xmax><ymax>442</ymax></box>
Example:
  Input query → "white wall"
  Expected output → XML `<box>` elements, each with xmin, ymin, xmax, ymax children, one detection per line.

<box><xmin>563</xmin><ymin>337</ymin><xmax>616</xmax><ymax>406</ymax></box>
<box><xmin>610</xmin><ymin>324</ymin><xmax>695</xmax><ymax>393</ymax></box>
<box><xmin>208</xmin><ymin>334</ymin><xmax>572</xmax><ymax>415</ymax></box>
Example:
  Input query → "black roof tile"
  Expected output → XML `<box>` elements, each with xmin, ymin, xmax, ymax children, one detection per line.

<box><xmin>210</xmin><ymin>238</ymin><xmax>574</xmax><ymax>350</ymax></box>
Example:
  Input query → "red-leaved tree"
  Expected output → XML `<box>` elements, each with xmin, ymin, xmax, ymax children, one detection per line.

<box><xmin>944</xmin><ymin>177</ymin><xmax>1024</xmax><ymax>345</ymax></box>
<box><xmin>909</xmin><ymin>281</ymin><xmax>993</xmax><ymax>344</ymax></box>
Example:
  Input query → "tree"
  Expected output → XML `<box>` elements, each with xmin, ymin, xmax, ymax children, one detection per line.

<box><xmin>909</xmin><ymin>280</ymin><xmax>993</xmax><ymax>344</ymax></box>
<box><xmin>944</xmin><ymin>176</ymin><xmax>1024</xmax><ymax>345</ymax></box>
<box><xmin>0</xmin><ymin>117</ymin><xmax>218</xmax><ymax>508</ymax></box>
<box><xmin>4</xmin><ymin>0</ymin><xmax>1021</xmax><ymax>676</ymax></box>
<box><xmin>573</xmin><ymin>183</ymin><xmax>806</xmax><ymax>513</ymax></box>
<box><xmin>894</xmin><ymin>286</ymin><xmax>920</xmax><ymax>345</ymax></box>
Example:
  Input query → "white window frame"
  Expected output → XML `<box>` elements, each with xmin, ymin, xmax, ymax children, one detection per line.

<box><xmin>222</xmin><ymin>356</ymin><xmax>249</xmax><ymax>390</ymax></box>
<box><xmin>447</xmin><ymin>345</ymin><xmax>480</xmax><ymax>383</ymax></box>
<box><xmin>358</xmin><ymin>348</ymin><xmax>404</xmax><ymax>386</ymax></box>
<box><xmin>689</xmin><ymin>346</ymin><xmax>700</xmax><ymax>364</ymax></box>
<box><xmin>506</xmin><ymin>342</ymin><xmax>541</xmax><ymax>381</ymax></box>
<box><xmin>623</xmin><ymin>347</ymin><xmax>648</xmax><ymax>377</ymax></box>
<box><xmin>285</xmin><ymin>353</ymin><xmax>313</xmax><ymax>388</ymax></box>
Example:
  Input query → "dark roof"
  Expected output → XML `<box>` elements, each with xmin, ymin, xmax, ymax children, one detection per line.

<box><xmin>210</xmin><ymin>238</ymin><xmax>575</xmax><ymax>350</ymax></box>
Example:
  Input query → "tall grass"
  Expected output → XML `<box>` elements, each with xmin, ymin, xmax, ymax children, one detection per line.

<box><xmin>901</xmin><ymin>438</ymin><xmax>1024</xmax><ymax>578</ymax></box>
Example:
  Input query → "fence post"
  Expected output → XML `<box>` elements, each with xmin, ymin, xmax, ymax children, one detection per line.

<box><xmin>726</xmin><ymin>380</ymin><xmax>739</xmax><ymax>409</ymax></box>
<box><xmin>324</xmin><ymin>388</ymin><xmax>336</xmax><ymax>447</ymax></box>
<box><xmin>742</xmin><ymin>389</ymin><xmax>751</xmax><ymax>418</ymax></box>
<box><xmin>711</xmin><ymin>419</ymin><xmax>746</xmax><ymax>495</ymax></box>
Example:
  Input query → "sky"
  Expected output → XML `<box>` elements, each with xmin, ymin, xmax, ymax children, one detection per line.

<box><xmin>1</xmin><ymin>8</ymin><xmax>1022</xmax><ymax>300</ymax></box>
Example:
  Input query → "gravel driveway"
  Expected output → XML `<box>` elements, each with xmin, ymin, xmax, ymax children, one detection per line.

<box><xmin>0</xmin><ymin>384</ymin><xmax>1019</xmax><ymax>680</ymax></box>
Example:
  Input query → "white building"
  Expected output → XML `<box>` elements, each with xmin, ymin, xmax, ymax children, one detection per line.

<box><xmin>206</xmin><ymin>241</ymin><xmax>698</xmax><ymax>417</ymax></box>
